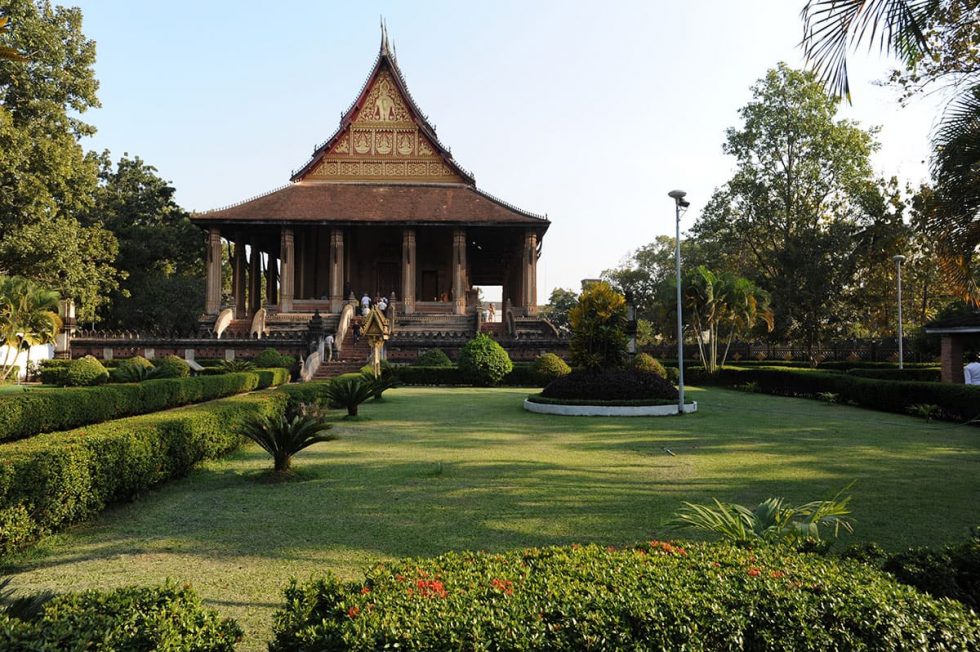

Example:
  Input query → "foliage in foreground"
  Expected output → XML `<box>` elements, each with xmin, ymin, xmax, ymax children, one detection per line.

<box><xmin>0</xmin><ymin>582</ymin><xmax>241</xmax><ymax>651</ymax></box>
<box><xmin>270</xmin><ymin>542</ymin><xmax>980</xmax><ymax>651</ymax></box>
<box><xmin>672</xmin><ymin>491</ymin><xmax>854</xmax><ymax>546</ymax></box>
<box><xmin>457</xmin><ymin>334</ymin><xmax>513</xmax><ymax>386</ymax></box>
<box><xmin>240</xmin><ymin>404</ymin><xmax>335</xmax><ymax>473</ymax></box>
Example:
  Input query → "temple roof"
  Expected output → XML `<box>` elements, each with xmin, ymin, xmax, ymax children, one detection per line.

<box><xmin>193</xmin><ymin>182</ymin><xmax>548</xmax><ymax>227</ymax></box>
<box><xmin>925</xmin><ymin>312</ymin><xmax>980</xmax><ymax>334</ymax></box>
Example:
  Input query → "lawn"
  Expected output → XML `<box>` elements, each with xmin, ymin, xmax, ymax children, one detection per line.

<box><xmin>6</xmin><ymin>386</ymin><xmax>980</xmax><ymax>649</ymax></box>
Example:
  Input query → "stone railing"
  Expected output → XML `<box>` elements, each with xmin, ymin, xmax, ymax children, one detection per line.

<box><xmin>333</xmin><ymin>303</ymin><xmax>355</xmax><ymax>355</ymax></box>
<box><xmin>300</xmin><ymin>350</ymin><xmax>322</xmax><ymax>382</ymax></box>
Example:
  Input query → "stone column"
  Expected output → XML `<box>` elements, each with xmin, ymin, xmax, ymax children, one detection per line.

<box><xmin>329</xmin><ymin>227</ymin><xmax>345</xmax><ymax>312</ymax></box>
<box><xmin>232</xmin><ymin>237</ymin><xmax>247</xmax><ymax>319</ymax></box>
<box><xmin>402</xmin><ymin>228</ymin><xmax>416</xmax><ymax>315</ymax></box>
<box><xmin>248</xmin><ymin>238</ymin><xmax>262</xmax><ymax>315</ymax></box>
<box><xmin>940</xmin><ymin>335</ymin><xmax>965</xmax><ymax>383</ymax></box>
<box><xmin>521</xmin><ymin>230</ymin><xmax>539</xmax><ymax>316</ymax></box>
<box><xmin>205</xmin><ymin>228</ymin><xmax>222</xmax><ymax>315</ymax></box>
<box><xmin>279</xmin><ymin>227</ymin><xmax>294</xmax><ymax>312</ymax></box>
<box><xmin>452</xmin><ymin>227</ymin><xmax>467</xmax><ymax>315</ymax></box>
<box><xmin>266</xmin><ymin>253</ymin><xmax>279</xmax><ymax>307</ymax></box>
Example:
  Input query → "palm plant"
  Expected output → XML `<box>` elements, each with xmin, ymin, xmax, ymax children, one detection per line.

<box><xmin>325</xmin><ymin>374</ymin><xmax>375</xmax><ymax>417</ymax></box>
<box><xmin>220</xmin><ymin>359</ymin><xmax>256</xmax><ymax>372</ymax></box>
<box><xmin>0</xmin><ymin>277</ymin><xmax>61</xmax><ymax>382</ymax></box>
<box><xmin>1</xmin><ymin>576</ymin><xmax>52</xmax><ymax>619</ymax></box>
<box><xmin>671</xmin><ymin>489</ymin><xmax>854</xmax><ymax>545</ymax></box>
<box><xmin>239</xmin><ymin>405</ymin><xmax>335</xmax><ymax>474</ymax></box>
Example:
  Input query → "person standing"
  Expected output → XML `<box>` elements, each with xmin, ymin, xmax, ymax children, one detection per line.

<box><xmin>352</xmin><ymin>318</ymin><xmax>361</xmax><ymax>344</ymax></box>
<box><xmin>488</xmin><ymin>303</ymin><xmax>496</xmax><ymax>322</ymax></box>
<box><xmin>965</xmin><ymin>352</ymin><xmax>980</xmax><ymax>385</ymax></box>
<box><xmin>361</xmin><ymin>292</ymin><xmax>371</xmax><ymax>316</ymax></box>
<box><xmin>324</xmin><ymin>332</ymin><xmax>335</xmax><ymax>362</ymax></box>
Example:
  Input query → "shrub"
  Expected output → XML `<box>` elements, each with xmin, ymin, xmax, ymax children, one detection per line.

<box><xmin>38</xmin><ymin>359</ymin><xmax>71</xmax><ymax>385</ymax></box>
<box><xmin>153</xmin><ymin>355</ymin><xmax>190</xmax><ymax>379</ymax></box>
<box><xmin>631</xmin><ymin>352</ymin><xmax>667</xmax><ymax>378</ymax></box>
<box><xmin>457</xmin><ymin>334</ymin><xmax>513</xmax><ymax>386</ymax></box>
<box><xmin>532</xmin><ymin>352</ymin><xmax>571</xmax><ymax>380</ymax></box>
<box><xmin>847</xmin><ymin>368</ymin><xmax>941</xmax><ymax>382</ymax></box>
<box><xmin>359</xmin><ymin>360</ymin><xmax>396</xmax><ymax>399</ymax></box>
<box><xmin>880</xmin><ymin>527</ymin><xmax>980</xmax><ymax>610</ymax></box>
<box><xmin>0</xmin><ymin>582</ymin><xmax>241</xmax><ymax>650</ymax></box>
<box><xmin>568</xmin><ymin>281</ymin><xmax>628</xmax><ymax>370</ymax></box>
<box><xmin>0</xmin><ymin>370</ymin><xmax>289</xmax><ymax>443</ymax></box>
<box><xmin>269</xmin><ymin>542</ymin><xmax>980</xmax><ymax>651</ymax></box>
<box><xmin>541</xmin><ymin>368</ymin><xmax>679</xmax><ymax>402</ymax></box>
<box><xmin>120</xmin><ymin>355</ymin><xmax>154</xmax><ymax>371</ymax></box>
<box><xmin>254</xmin><ymin>348</ymin><xmax>297</xmax><ymax>369</ymax></box>
<box><xmin>393</xmin><ymin>366</ymin><xmax>466</xmax><ymax>386</ymax></box>
<box><xmin>63</xmin><ymin>356</ymin><xmax>108</xmax><ymax>387</ymax></box>
<box><xmin>0</xmin><ymin>389</ymin><xmax>291</xmax><ymax>558</ymax></box>
<box><xmin>239</xmin><ymin>406</ymin><xmax>335</xmax><ymax>474</ymax></box>
<box><xmin>220</xmin><ymin>359</ymin><xmax>256</xmax><ymax>372</ymax></box>
<box><xmin>325</xmin><ymin>374</ymin><xmax>374</xmax><ymax>417</ymax></box>
<box><xmin>501</xmin><ymin>363</ymin><xmax>549</xmax><ymax>387</ymax></box>
<box><xmin>414</xmin><ymin>348</ymin><xmax>453</xmax><ymax>367</ymax></box>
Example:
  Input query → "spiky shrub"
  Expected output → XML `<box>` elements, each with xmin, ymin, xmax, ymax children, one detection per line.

<box><xmin>239</xmin><ymin>404</ymin><xmax>335</xmax><ymax>474</ymax></box>
<box><xmin>325</xmin><ymin>374</ymin><xmax>375</xmax><ymax>417</ymax></box>
<box><xmin>359</xmin><ymin>361</ymin><xmax>397</xmax><ymax>399</ymax></box>
<box><xmin>533</xmin><ymin>353</ymin><xmax>571</xmax><ymax>380</ymax></box>
<box><xmin>458</xmin><ymin>334</ymin><xmax>513</xmax><ymax>386</ymax></box>
<box><xmin>414</xmin><ymin>348</ymin><xmax>453</xmax><ymax>367</ymax></box>
<box><xmin>64</xmin><ymin>356</ymin><xmax>109</xmax><ymax>387</ymax></box>
<box><xmin>220</xmin><ymin>359</ymin><xmax>256</xmax><ymax>373</ymax></box>
<box><xmin>153</xmin><ymin>355</ymin><xmax>190</xmax><ymax>379</ymax></box>
<box><xmin>630</xmin><ymin>352</ymin><xmax>667</xmax><ymax>379</ymax></box>
<box><xmin>671</xmin><ymin>490</ymin><xmax>854</xmax><ymax>546</ymax></box>
<box><xmin>110</xmin><ymin>363</ymin><xmax>154</xmax><ymax>383</ymax></box>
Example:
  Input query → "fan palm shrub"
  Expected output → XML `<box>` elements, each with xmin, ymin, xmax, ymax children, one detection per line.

<box><xmin>220</xmin><ymin>359</ymin><xmax>256</xmax><ymax>373</ymax></box>
<box><xmin>239</xmin><ymin>405</ymin><xmax>335</xmax><ymax>474</ymax></box>
<box><xmin>325</xmin><ymin>374</ymin><xmax>375</xmax><ymax>417</ymax></box>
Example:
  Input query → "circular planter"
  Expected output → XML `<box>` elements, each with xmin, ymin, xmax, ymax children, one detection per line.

<box><xmin>523</xmin><ymin>399</ymin><xmax>698</xmax><ymax>417</ymax></box>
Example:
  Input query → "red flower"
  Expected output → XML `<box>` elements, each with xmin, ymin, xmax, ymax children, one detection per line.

<box><xmin>360</xmin><ymin>586</ymin><xmax>371</xmax><ymax>595</ymax></box>
<box><xmin>770</xmin><ymin>570</ymin><xmax>785</xmax><ymax>579</ymax></box>
<box><xmin>747</xmin><ymin>567</ymin><xmax>761</xmax><ymax>577</ymax></box>
<box><xmin>711</xmin><ymin>562</ymin><xmax>721</xmax><ymax>568</ymax></box>
<box><xmin>491</xmin><ymin>578</ymin><xmax>515</xmax><ymax>596</ymax></box>
<box><xmin>395</xmin><ymin>574</ymin><xmax>405</xmax><ymax>582</ymax></box>
<box><xmin>347</xmin><ymin>606</ymin><xmax>360</xmax><ymax>619</ymax></box>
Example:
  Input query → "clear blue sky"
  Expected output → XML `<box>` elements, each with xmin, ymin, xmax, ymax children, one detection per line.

<box><xmin>76</xmin><ymin>0</ymin><xmax>940</xmax><ymax>303</ymax></box>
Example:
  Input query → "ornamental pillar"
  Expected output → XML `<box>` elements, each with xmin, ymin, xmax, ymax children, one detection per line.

<box><xmin>402</xmin><ymin>228</ymin><xmax>416</xmax><ymax>315</ymax></box>
<box><xmin>940</xmin><ymin>335</ymin><xmax>965</xmax><ymax>384</ymax></box>
<box><xmin>248</xmin><ymin>237</ymin><xmax>262</xmax><ymax>315</ymax></box>
<box><xmin>279</xmin><ymin>227</ymin><xmax>294</xmax><ymax>312</ymax></box>
<box><xmin>329</xmin><ymin>227</ymin><xmax>345</xmax><ymax>312</ymax></box>
<box><xmin>232</xmin><ymin>236</ymin><xmax>247</xmax><ymax>319</ymax></box>
<box><xmin>522</xmin><ymin>230</ymin><xmax>538</xmax><ymax>316</ymax></box>
<box><xmin>452</xmin><ymin>227</ymin><xmax>467</xmax><ymax>315</ymax></box>
<box><xmin>205</xmin><ymin>228</ymin><xmax>222</xmax><ymax>315</ymax></box>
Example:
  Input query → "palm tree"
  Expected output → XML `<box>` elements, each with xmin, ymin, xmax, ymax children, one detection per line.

<box><xmin>801</xmin><ymin>0</ymin><xmax>980</xmax><ymax>305</ymax></box>
<box><xmin>0</xmin><ymin>277</ymin><xmax>62</xmax><ymax>382</ymax></box>
<box><xmin>239</xmin><ymin>408</ymin><xmax>335</xmax><ymax>474</ymax></box>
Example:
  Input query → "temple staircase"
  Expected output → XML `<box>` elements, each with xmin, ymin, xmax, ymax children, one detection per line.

<box><xmin>312</xmin><ymin>327</ymin><xmax>371</xmax><ymax>379</ymax></box>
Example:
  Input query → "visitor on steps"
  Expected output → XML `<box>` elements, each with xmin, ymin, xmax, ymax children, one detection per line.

<box><xmin>361</xmin><ymin>292</ymin><xmax>371</xmax><ymax>316</ymax></box>
<box><xmin>324</xmin><ymin>333</ymin><xmax>335</xmax><ymax>362</ymax></box>
<box><xmin>352</xmin><ymin>318</ymin><xmax>361</xmax><ymax>344</ymax></box>
<box><xmin>378</xmin><ymin>296</ymin><xmax>388</xmax><ymax>313</ymax></box>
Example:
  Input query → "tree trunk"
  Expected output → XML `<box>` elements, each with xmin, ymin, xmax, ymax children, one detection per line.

<box><xmin>275</xmin><ymin>453</ymin><xmax>291</xmax><ymax>473</ymax></box>
<box><xmin>348</xmin><ymin>404</ymin><xmax>358</xmax><ymax>417</ymax></box>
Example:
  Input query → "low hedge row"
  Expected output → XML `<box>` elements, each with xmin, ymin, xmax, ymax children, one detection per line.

<box><xmin>541</xmin><ymin>368</ymin><xmax>679</xmax><ymax>401</ymax></box>
<box><xmin>527</xmin><ymin>394</ymin><xmax>676</xmax><ymax>407</ymax></box>
<box><xmin>0</xmin><ymin>389</ymin><xmax>292</xmax><ymax>557</ymax></box>
<box><xmin>0</xmin><ymin>368</ymin><xmax>289</xmax><ymax>443</ymax></box>
<box><xmin>270</xmin><ymin>542</ymin><xmax>980</xmax><ymax>650</ymax></box>
<box><xmin>394</xmin><ymin>364</ymin><xmax>550</xmax><ymax>387</ymax></box>
<box><xmin>710</xmin><ymin>367</ymin><xmax>980</xmax><ymax>422</ymax></box>
<box><xmin>846</xmin><ymin>367</ymin><xmax>942</xmax><ymax>382</ymax></box>
<box><xmin>0</xmin><ymin>581</ymin><xmax>241</xmax><ymax>650</ymax></box>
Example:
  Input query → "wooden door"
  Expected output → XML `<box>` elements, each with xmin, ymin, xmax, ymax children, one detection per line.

<box><xmin>421</xmin><ymin>270</ymin><xmax>438</xmax><ymax>301</ymax></box>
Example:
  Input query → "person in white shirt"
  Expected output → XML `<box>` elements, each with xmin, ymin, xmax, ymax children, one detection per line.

<box><xmin>324</xmin><ymin>333</ymin><xmax>335</xmax><ymax>362</ymax></box>
<box><xmin>964</xmin><ymin>352</ymin><xmax>980</xmax><ymax>385</ymax></box>
<box><xmin>361</xmin><ymin>292</ymin><xmax>371</xmax><ymax>316</ymax></box>
<box><xmin>378</xmin><ymin>297</ymin><xmax>388</xmax><ymax>313</ymax></box>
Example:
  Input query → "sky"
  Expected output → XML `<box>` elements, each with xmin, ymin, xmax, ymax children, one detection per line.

<box><xmin>74</xmin><ymin>0</ymin><xmax>944</xmax><ymax>304</ymax></box>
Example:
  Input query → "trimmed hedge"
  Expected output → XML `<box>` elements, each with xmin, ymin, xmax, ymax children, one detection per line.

<box><xmin>0</xmin><ymin>581</ymin><xmax>242</xmax><ymax>650</ymax></box>
<box><xmin>709</xmin><ymin>367</ymin><xmax>980</xmax><ymax>422</ymax></box>
<box><xmin>0</xmin><ymin>368</ymin><xmax>289</xmax><ymax>443</ymax></box>
<box><xmin>0</xmin><ymin>388</ymin><xmax>296</xmax><ymax>557</ymax></box>
<box><xmin>270</xmin><ymin>542</ymin><xmax>980</xmax><ymax>651</ymax></box>
<box><xmin>527</xmin><ymin>394</ymin><xmax>676</xmax><ymax>407</ymax></box>
<box><xmin>64</xmin><ymin>356</ymin><xmax>109</xmax><ymax>386</ymax></box>
<box><xmin>254</xmin><ymin>347</ymin><xmax>297</xmax><ymax>370</ymax></box>
<box><xmin>394</xmin><ymin>364</ymin><xmax>550</xmax><ymax>387</ymax></box>
<box><xmin>458</xmin><ymin>334</ymin><xmax>513</xmax><ymax>386</ymax></box>
<box><xmin>152</xmin><ymin>354</ymin><xmax>191</xmax><ymax>378</ymax></box>
<box><xmin>542</xmin><ymin>368</ymin><xmax>679</xmax><ymax>401</ymax></box>
<box><xmin>532</xmin><ymin>352</ymin><xmax>571</xmax><ymax>380</ymax></box>
<box><xmin>631</xmin><ymin>352</ymin><xmax>668</xmax><ymax>378</ymax></box>
<box><xmin>847</xmin><ymin>368</ymin><xmax>941</xmax><ymax>382</ymax></box>
<box><xmin>0</xmin><ymin>581</ymin><xmax>244</xmax><ymax>652</ymax></box>
<box><xmin>414</xmin><ymin>348</ymin><xmax>454</xmax><ymax>367</ymax></box>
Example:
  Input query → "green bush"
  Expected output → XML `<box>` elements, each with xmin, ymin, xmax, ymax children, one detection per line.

<box><xmin>254</xmin><ymin>347</ymin><xmax>297</xmax><ymax>370</ymax></box>
<box><xmin>0</xmin><ymin>582</ymin><xmax>241</xmax><ymax>650</ymax></box>
<box><xmin>501</xmin><ymin>363</ymin><xmax>549</xmax><ymax>387</ymax></box>
<box><xmin>393</xmin><ymin>365</ymin><xmax>466</xmax><ymax>386</ymax></box>
<box><xmin>457</xmin><ymin>334</ymin><xmax>513</xmax><ymax>386</ymax></box>
<box><xmin>708</xmin><ymin>367</ymin><xmax>980</xmax><ymax>423</ymax></box>
<box><xmin>526</xmin><ymin>395</ymin><xmax>675</xmax><ymax>407</ymax></box>
<box><xmin>631</xmin><ymin>352</ymin><xmax>667</xmax><ymax>378</ymax></box>
<box><xmin>63</xmin><ymin>356</ymin><xmax>109</xmax><ymax>387</ymax></box>
<box><xmin>0</xmin><ymin>370</ymin><xmax>288</xmax><ymax>443</ymax></box>
<box><xmin>847</xmin><ymin>368</ymin><xmax>941</xmax><ymax>382</ymax></box>
<box><xmin>325</xmin><ymin>374</ymin><xmax>374</xmax><ymax>417</ymax></box>
<box><xmin>541</xmin><ymin>368</ymin><xmax>679</xmax><ymax>401</ymax></box>
<box><xmin>881</xmin><ymin>528</ymin><xmax>980</xmax><ymax>610</ymax></box>
<box><xmin>359</xmin><ymin>360</ymin><xmax>396</xmax><ymax>399</ymax></box>
<box><xmin>269</xmin><ymin>542</ymin><xmax>980</xmax><ymax>651</ymax></box>
<box><xmin>414</xmin><ymin>348</ymin><xmax>454</xmax><ymax>367</ymax></box>
<box><xmin>37</xmin><ymin>359</ymin><xmax>71</xmax><ymax>385</ymax></box>
<box><xmin>152</xmin><ymin>354</ymin><xmax>190</xmax><ymax>379</ymax></box>
<box><xmin>0</xmin><ymin>389</ymin><xmax>291</xmax><ymax>558</ymax></box>
<box><xmin>533</xmin><ymin>352</ymin><xmax>571</xmax><ymax>380</ymax></box>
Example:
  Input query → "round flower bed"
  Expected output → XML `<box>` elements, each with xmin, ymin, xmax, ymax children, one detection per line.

<box><xmin>525</xmin><ymin>368</ymin><xmax>696</xmax><ymax>416</ymax></box>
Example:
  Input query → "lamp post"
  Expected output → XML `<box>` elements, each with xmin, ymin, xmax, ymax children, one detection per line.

<box><xmin>668</xmin><ymin>190</ymin><xmax>690</xmax><ymax>413</ymax></box>
<box><xmin>893</xmin><ymin>254</ymin><xmax>906</xmax><ymax>369</ymax></box>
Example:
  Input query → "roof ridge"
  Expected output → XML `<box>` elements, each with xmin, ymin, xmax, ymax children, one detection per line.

<box><xmin>197</xmin><ymin>183</ymin><xmax>293</xmax><ymax>214</ymax></box>
<box><xmin>472</xmin><ymin>186</ymin><xmax>548</xmax><ymax>221</ymax></box>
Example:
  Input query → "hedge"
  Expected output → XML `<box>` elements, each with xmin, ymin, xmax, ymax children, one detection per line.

<box><xmin>847</xmin><ymin>368</ymin><xmax>941</xmax><ymax>382</ymax></box>
<box><xmin>541</xmin><ymin>368</ymin><xmax>679</xmax><ymax>401</ymax></box>
<box><xmin>269</xmin><ymin>542</ymin><xmax>980</xmax><ymax>651</ymax></box>
<box><xmin>709</xmin><ymin>367</ymin><xmax>980</xmax><ymax>422</ymax></box>
<box><xmin>394</xmin><ymin>364</ymin><xmax>550</xmax><ymax>387</ymax></box>
<box><xmin>0</xmin><ymin>581</ymin><xmax>241</xmax><ymax>650</ymax></box>
<box><xmin>0</xmin><ymin>368</ymin><xmax>289</xmax><ymax>443</ymax></box>
<box><xmin>526</xmin><ymin>394</ymin><xmax>676</xmax><ymax>407</ymax></box>
<box><xmin>0</xmin><ymin>387</ymin><xmax>303</xmax><ymax>558</ymax></box>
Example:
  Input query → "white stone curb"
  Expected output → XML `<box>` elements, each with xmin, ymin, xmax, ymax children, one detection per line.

<box><xmin>523</xmin><ymin>399</ymin><xmax>698</xmax><ymax>417</ymax></box>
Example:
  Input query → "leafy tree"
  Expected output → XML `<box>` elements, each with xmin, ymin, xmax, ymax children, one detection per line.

<box><xmin>0</xmin><ymin>275</ymin><xmax>61</xmax><ymax>381</ymax></box>
<box><xmin>0</xmin><ymin>16</ymin><xmax>25</xmax><ymax>61</ymax></box>
<box><xmin>458</xmin><ymin>334</ymin><xmax>513</xmax><ymax>386</ymax></box>
<box><xmin>568</xmin><ymin>281</ymin><xmax>628</xmax><ymax>370</ymax></box>
<box><xmin>0</xmin><ymin>1</ymin><xmax>120</xmax><ymax>322</ymax></box>
<box><xmin>88</xmin><ymin>155</ymin><xmax>204</xmax><ymax>331</ymax></box>
<box><xmin>539</xmin><ymin>287</ymin><xmax>577</xmax><ymax>336</ymax></box>
<box><xmin>691</xmin><ymin>65</ymin><xmax>879</xmax><ymax>348</ymax></box>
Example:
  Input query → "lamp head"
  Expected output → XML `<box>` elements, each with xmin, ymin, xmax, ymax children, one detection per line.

<box><xmin>893</xmin><ymin>254</ymin><xmax>906</xmax><ymax>264</ymax></box>
<box><xmin>668</xmin><ymin>189</ymin><xmax>687</xmax><ymax>200</ymax></box>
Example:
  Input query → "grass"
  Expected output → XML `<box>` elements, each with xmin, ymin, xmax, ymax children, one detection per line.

<box><xmin>5</xmin><ymin>386</ymin><xmax>980</xmax><ymax>649</ymax></box>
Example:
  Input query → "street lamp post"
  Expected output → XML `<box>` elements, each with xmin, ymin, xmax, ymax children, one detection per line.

<box><xmin>668</xmin><ymin>190</ymin><xmax>690</xmax><ymax>413</ymax></box>
<box><xmin>893</xmin><ymin>254</ymin><xmax>906</xmax><ymax>369</ymax></box>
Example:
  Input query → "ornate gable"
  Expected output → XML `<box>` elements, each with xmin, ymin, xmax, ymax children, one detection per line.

<box><xmin>295</xmin><ymin>62</ymin><xmax>469</xmax><ymax>184</ymax></box>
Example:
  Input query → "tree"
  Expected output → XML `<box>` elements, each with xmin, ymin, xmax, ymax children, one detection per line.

<box><xmin>691</xmin><ymin>64</ymin><xmax>880</xmax><ymax>348</ymax></box>
<box><xmin>539</xmin><ymin>287</ymin><xmax>578</xmax><ymax>336</ymax></box>
<box><xmin>802</xmin><ymin>0</ymin><xmax>980</xmax><ymax>305</ymax></box>
<box><xmin>0</xmin><ymin>275</ymin><xmax>61</xmax><ymax>381</ymax></box>
<box><xmin>88</xmin><ymin>155</ymin><xmax>204</xmax><ymax>331</ymax></box>
<box><xmin>0</xmin><ymin>1</ymin><xmax>120</xmax><ymax>322</ymax></box>
<box><xmin>0</xmin><ymin>16</ymin><xmax>25</xmax><ymax>61</ymax></box>
<box><xmin>568</xmin><ymin>281</ymin><xmax>628</xmax><ymax>370</ymax></box>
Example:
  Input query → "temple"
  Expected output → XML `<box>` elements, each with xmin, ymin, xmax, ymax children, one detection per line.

<box><xmin>191</xmin><ymin>30</ymin><xmax>549</xmax><ymax>346</ymax></box>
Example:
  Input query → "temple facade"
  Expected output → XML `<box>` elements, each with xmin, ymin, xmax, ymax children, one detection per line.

<box><xmin>192</xmin><ymin>32</ymin><xmax>549</xmax><ymax>330</ymax></box>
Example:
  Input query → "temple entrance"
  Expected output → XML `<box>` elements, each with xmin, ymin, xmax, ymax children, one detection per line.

<box><xmin>421</xmin><ymin>270</ymin><xmax>439</xmax><ymax>302</ymax></box>
<box><xmin>376</xmin><ymin>262</ymin><xmax>399</xmax><ymax>298</ymax></box>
